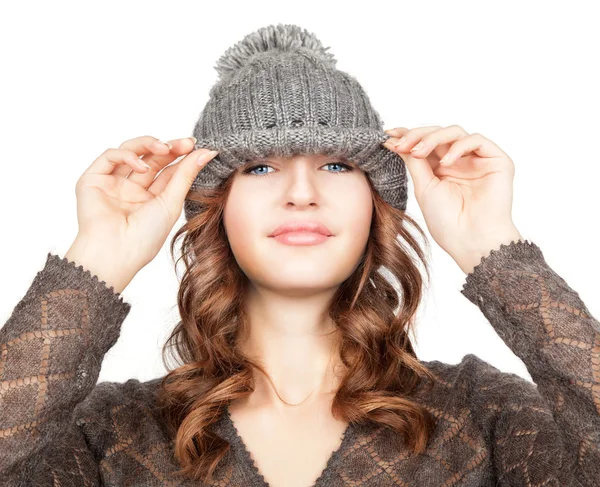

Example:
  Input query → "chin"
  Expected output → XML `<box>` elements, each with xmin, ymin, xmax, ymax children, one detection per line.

<box><xmin>257</xmin><ymin>264</ymin><xmax>350</xmax><ymax>289</ymax></box>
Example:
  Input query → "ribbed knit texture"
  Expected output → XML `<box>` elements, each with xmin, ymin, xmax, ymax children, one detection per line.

<box><xmin>1</xmin><ymin>240</ymin><xmax>598</xmax><ymax>485</ymax></box>
<box><xmin>184</xmin><ymin>23</ymin><xmax>406</xmax><ymax>221</ymax></box>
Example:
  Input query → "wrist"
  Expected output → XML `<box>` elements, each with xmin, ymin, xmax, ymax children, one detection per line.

<box><xmin>454</xmin><ymin>227</ymin><xmax>524</xmax><ymax>275</ymax></box>
<box><xmin>64</xmin><ymin>235</ymin><xmax>137</xmax><ymax>294</ymax></box>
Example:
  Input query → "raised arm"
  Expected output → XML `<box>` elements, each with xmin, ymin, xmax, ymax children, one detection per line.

<box><xmin>0</xmin><ymin>252</ymin><xmax>131</xmax><ymax>483</ymax></box>
<box><xmin>461</xmin><ymin>239</ymin><xmax>600</xmax><ymax>486</ymax></box>
<box><xmin>0</xmin><ymin>128</ymin><xmax>215</xmax><ymax>484</ymax></box>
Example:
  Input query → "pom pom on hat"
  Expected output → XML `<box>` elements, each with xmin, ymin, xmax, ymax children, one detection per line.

<box><xmin>213</xmin><ymin>23</ymin><xmax>338</xmax><ymax>83</ymax></box>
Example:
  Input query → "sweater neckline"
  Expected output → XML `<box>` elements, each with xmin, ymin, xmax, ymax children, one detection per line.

<box><xmin>222</xmin><ymin>404</ymin><xmax>356</xmax><ymax>487</ymax></box>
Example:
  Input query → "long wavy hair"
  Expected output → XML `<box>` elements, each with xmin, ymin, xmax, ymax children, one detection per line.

<box><xmin>155</xmin><ymin>160</ymin><xmax>438</xmax><ymax>483</ymax></box>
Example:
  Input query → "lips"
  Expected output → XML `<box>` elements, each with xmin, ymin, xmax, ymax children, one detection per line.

<box><xmin>269</xmin><ymin>220</ymin><xmax>333</xmax><ymax>237</ymax></box>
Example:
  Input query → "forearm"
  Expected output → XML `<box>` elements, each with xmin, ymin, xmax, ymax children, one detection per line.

<box><xmin>0</xmin><ymin>252</ymin><xmax>131</xmax><ymax>473</ymax></box>
<box><xmin>460</xmin><ymin>239</ymin><xmax>600</xmax><ymax>485</ymax></box>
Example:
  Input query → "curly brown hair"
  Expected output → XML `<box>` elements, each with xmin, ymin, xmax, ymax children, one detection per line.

<box><xmin>155</xmin><ymin>164</ymin><xmax>438</xmax><ymax>484</ymax></box>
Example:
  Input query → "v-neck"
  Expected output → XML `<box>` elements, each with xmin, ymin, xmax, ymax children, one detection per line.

<box><xmin>222</xmin><ymin>405</ymin><xmax>356</xmax><ymax>487</ymax></box>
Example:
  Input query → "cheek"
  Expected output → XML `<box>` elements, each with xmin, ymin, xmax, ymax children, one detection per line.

<box><xmin>223</xmin><ymin>188</ymin><xmax>260</xmax><ymax>264</ymax></box>
<box><xmin>338</xmin><ymin>180</ymin><xmax>373</xmax><ymax>269</ymax></box>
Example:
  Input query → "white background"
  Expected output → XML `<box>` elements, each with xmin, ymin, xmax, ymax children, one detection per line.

<box><xmin>1</xmin><ymin>1</ymin><xmax>598</xmax><ymax>386</ymax></box>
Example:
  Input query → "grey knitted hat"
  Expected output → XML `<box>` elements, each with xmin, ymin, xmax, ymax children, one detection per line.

<box><xmin>184</xmin><ymin>23</ymin><xmax>406</xmax><ymax>222</ymax></box>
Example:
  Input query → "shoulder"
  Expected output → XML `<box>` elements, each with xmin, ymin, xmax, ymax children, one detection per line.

<box><xmin>69</xmin><ymin>376</ymin><xmax>171</xmax><ymax>461</ymax></box>
<box><xmin>421</xmin><ymin>353</ymin><xmax>538</xmax><ymax>391</ymax></box>
<box><xmin>418</xmin><ymin>353</ymin><xmax>553</xmax><ymax>425</ymax></box>
<box><xmin>75</xmin><ymin>376</ymin><xmax>163</xmax><ymax>413</ymax></box>
<box><xmin>72</xmin><ymin>377</ymin><xmax>166</xmax><ymax>441</ymax></box>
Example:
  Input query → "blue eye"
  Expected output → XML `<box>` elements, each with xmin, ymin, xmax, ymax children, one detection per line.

<box><xmin>243</xmin><ymin>162</ymin><xmax>353</xmax><ymax>177</ymax></box>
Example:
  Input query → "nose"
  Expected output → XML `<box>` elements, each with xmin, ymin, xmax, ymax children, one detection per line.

<box><xmin>282</xmin><ymin>165</ymin><xmax>322</xmax><ymax>208</ymax></box>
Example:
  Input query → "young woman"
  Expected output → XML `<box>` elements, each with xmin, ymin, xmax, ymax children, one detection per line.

<box><xmin>1</xmin><ymin>23</ymin><xmax>598</xmax><ymax>487</ymax></box>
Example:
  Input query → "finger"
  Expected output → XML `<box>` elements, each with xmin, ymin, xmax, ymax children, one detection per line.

<box><xmin>146</xmin><ymin>162</ymin><xmax>178</xmax><ymax>196</ymax></box>
<box><xmin>384</xmin><ymin>127</ymin><xmax>409</xmax><ymax>136</ymax></box>
<box><xmin>118</xmin><ymin>135</ymin><xmax>172</xmax><ymax>155</ymax></box>
<box><xmin>439</xmin><ymin>133</ymin><xmax>504</xmax><ymax>166</ymax></box>
<box><xmin>84</xmin><ymin>136</ymin><xmax>171</xmax><ymax>176</ymax></box>
<box><xmin>83</xmin><ymin>148</ymin><xmax>155</xmax><ymax>177</ymax></box>
<box><xmin>405</xmin><ymin>125</ymin><xmax>469</xmax><ymax>161</ymax></box>
<box><xmin>156</xmin><ymin>148</ymin><xmax>219</xmax><ymax>217</ymax></box>
<box><xmin>116</xmin><ymin>136</ymin><xmax>197</xmax><ymax>182</ymax></box>
<box><xmin>112</xmin><ymin>136</ymin><xmax>179</xmax><ymax>178</ymax></box>
<box><xmin>384</xmin><ymin>125</ymin><xmax>443</xmax><ymax>154</ymax></box>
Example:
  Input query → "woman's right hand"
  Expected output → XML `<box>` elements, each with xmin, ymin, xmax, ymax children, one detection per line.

<box><xmin>64</xmin><ymin>135</ymin><xmax>218</xmax><ymax>293</ymax></box>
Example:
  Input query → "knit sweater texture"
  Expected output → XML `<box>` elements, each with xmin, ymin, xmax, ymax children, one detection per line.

<box><xmin>0</xmin><ymin>240</ymin><xmax>598</xmax><ymax>486</ymax></box>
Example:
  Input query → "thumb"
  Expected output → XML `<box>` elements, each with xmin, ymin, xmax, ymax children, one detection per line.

<box><xmin>160</xmin><ymin>149</ymin><xmax>219</xmax><ymax>214</ymax></box>
<box><xmin>383</xmin><ymin>132</ymin><xmax>435</xmax><ymax>199</ymax></box>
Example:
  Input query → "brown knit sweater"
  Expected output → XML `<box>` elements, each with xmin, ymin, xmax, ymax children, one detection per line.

<box><xmin>0</xmin><ymin>240</ymin><xmax>598</xmax><ymax>486</ymax></box>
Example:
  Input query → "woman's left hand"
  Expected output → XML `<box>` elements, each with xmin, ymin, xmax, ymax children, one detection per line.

<box><xmin>383</xmin><ymin>125</ymin><xmax>524</xmax><ymax>275</ymax></box>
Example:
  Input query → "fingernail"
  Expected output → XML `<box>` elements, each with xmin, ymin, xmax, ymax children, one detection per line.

<box><xmin>189</xmin><ymin>136</ymin><xmax>197</xmax><ymax>144</ymax></box>
<box><xmin>157</xmin><ymin>139</ymin><xmax>173</xmax><ymax>149</ymax></box>
<box><xmin>138</xmin><ymin>157</ymin><xmax>151</xmax><ymax>169</ymax></box>
<box><xmin>411</xmin><ymin>142</ymin><xmax>424</xmax><ymax>152</ymax></box>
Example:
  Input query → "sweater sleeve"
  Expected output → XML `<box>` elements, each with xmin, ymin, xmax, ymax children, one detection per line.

<box><xmin>0</xmin><ymin>252</ymin><xmax>132</xmax><ymax>485</ymax></box>
<box><xmin>460</xmin><ymin>239</ymin><xmax>600</xmax><ymax>486</ymax></box>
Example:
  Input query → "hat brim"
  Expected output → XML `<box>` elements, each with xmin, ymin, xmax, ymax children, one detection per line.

<box><xmin>184</xmin><ymin>127</ymin><xmax>407</xmax><ymax>220</ymax></box>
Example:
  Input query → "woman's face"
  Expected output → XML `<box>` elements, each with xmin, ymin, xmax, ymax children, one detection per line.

<box><xmin>222</xmin><ymin>153</ymin><xmax>374</xmax><ymax>294</ymax></box>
